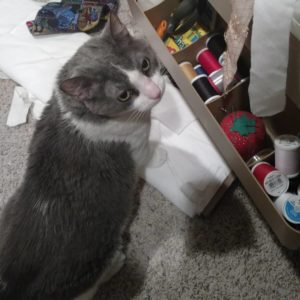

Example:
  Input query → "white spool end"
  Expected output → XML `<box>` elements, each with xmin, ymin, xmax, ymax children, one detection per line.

<box><xmin>274</xmin><ymin>134</ymin><xmax>300</xmax><ymax>178</ymax></box>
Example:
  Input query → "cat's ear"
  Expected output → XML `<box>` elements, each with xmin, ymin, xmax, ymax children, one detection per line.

<box><xmin>59</xmin><ymin>77</ymin><xmax>95</xmax><ymax>101</ymax></box>
<box><xmin>105</xmin><ymin>12</ymin><xmax>130</xmax><ymax>40</ymax></box>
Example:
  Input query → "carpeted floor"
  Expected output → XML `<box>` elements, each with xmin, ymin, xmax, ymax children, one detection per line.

<box><xmin>1</xmin><ymin>2</ymin><xmax>300</xmax><ymax>299</ymax></box>
<box><xmin>1</xmin><ymin>82</ymin><xmax>300</xmax><ymax>300</ymax></box>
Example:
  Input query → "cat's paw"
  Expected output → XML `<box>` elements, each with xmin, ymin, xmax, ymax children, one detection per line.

<box><xmin>73</xmin><ymin>251</ymin><xmax>126</xmax><ymax>300</ymax></box>
<box><xmin>110</xmin><ymin>251</ymin><xmax>126</xmax><ymax>276</ymax></box>
<box><xmin>100</xmin><ymin>250</ymin><xmax>126</xmax><ymax>284</ymax></box>
<box><xmin>147</xmin><ymin>146</ymin><xmax>168</xmax><ymax>168</ymax></box>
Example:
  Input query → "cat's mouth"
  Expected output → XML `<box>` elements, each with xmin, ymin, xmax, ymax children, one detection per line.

<box><xmin>157</xmin><ymin>75</ymin><xmax>166</xmax><ymax>99</ymax></box>
<box><xmin>126</xmin><ymin>71</ymin><xmax>166</xmax><ymax>113</ymax></box>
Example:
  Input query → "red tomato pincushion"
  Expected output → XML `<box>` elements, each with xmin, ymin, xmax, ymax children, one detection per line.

<box><xmin>220</xmin><ymin>111</ymin><xmax>265</xmax><ymax>161</ymax></box>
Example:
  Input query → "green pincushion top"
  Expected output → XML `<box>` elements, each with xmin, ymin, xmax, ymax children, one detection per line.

<box><xmin>230</xmin><ymin>114</ymin><xmax>256</xmax><ymax>136</ymax></box>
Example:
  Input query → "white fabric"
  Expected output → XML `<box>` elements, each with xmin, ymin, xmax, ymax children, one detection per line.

<box><xmin>249</xmin><ymin>0</ymin><xmax>297</xmax><ymax>117</ymax></box>
<box><xmin>0</xmin><ymin>0</ymin><xmax>230</xmax><ymax>216</ymax></box>
<box><xmin>137</xmin><ymin>0</ymin><xmax>163</xmax><ymax>11</ymax></box>
<box><xmin>147</xmin><ymin>82</ymin><xmax>230</xmax><ymax>217</ymax></box>
<box><xmin>0</xmin><ymin>0</ymin><xmax>90</xmax><ymax>124</ymax></box>
<box><xmin>151</xmin><ymin>82</ymin><xmax>197</xmax><ymax>134</ymax></box>
<box><xmin>6</xmin><ymin>87</ymin><xmax>32</xmax><ymax>126</ymax></box>
<box><xmin>0</xmin><ymin>70</ymin><xmax>9</xmax><ymax>79</ymax></box>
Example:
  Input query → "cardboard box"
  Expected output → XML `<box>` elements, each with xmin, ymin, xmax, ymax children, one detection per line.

<box><xmin>128</xmin><ymin>0</ymin><xmax>300</xmax><ymax>249</ymax></box>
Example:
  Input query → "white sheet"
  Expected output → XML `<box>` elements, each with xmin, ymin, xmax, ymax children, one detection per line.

<box><xmin>147</xmin><ymin>82</ymin><xmax>230</xmax><ymax>216</ymax></box>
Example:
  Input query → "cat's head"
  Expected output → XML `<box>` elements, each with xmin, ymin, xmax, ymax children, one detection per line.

<box><xmin>57</xmin><ymin>13</ymin><xmax>165</xmax><ymax>119</ymax></box>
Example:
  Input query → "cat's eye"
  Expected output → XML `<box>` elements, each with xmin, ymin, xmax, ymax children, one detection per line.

<box><xmin>142</xmin><ymin>57</ymin><xmax>150</xmax><ymax>74</ymax></box>
<box><xmin>118</xmin><ymin>90</ymin><xmax>132</xmax><ymax>102</ymax></box>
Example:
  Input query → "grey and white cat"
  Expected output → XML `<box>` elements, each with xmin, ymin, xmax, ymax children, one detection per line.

<box><xmin>0</xmin><ymin>13</ymin><xmax>165</xmax><ymax>300</ymax></box>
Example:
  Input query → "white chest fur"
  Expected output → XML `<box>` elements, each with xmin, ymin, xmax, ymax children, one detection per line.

<box><xmin>71</xmin><ymin>114</ymin><xmax>152</xmax><ymax>169</ymax></box>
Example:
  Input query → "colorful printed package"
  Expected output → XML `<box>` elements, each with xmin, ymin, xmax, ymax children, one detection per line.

<box><xmin>165</xmin><ymin>37</ymin><xmax>180</xmax><ymax>54</ymax></box>
<box><xmin>165</xmin><ymin>22</ymin><xmax>208</xmax><ymax>54</ymax></box>
<box><xmin>27</xmin><ymin>0</ymin><xmax>118</xmax><ymax>35</ymax></box>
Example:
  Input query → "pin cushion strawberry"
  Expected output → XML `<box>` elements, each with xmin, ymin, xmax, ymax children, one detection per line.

<box><xmin>220</xmin><ymin>111</ymin><xmax>266</xmax><ymax>161</ymax></box>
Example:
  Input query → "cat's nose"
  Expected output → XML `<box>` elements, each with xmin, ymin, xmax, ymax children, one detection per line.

<box><xmin>142</xmin><ymin>77</ymin><xmax>161</xmax><ymax>100</ymax></box>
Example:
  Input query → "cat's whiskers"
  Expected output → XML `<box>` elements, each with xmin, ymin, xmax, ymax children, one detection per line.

<box><xmin>127</xmin><ymin>109</ymin><xmax>142</xmax><ymax>123</ymax></box>
<box><xmin>130</xmin><ymin>110</ymin><xmax>146</xmax><ymax>123</ymax></box>
<box><xmin>136</xmin><ymin>110</ymin><xmax>146</xmax><ymax>123</ymax></box>
<box><xmin>127</xmin><ymin>109</ymin><xmax>139</xmax><ymax>122</ymax></box>
<box><xmin>131</xmin><ymin>111</ymin><xmax>142</xmax><ymax>123</ymax></box>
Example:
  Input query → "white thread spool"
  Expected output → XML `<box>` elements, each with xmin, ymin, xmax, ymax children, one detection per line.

<box><xmin>274</xmin><ymin>134</ymin><xmax>300</xmax><ymax>178</ymax></box>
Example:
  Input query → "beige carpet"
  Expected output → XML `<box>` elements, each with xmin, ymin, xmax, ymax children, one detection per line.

<box><xmin>1</xmin><ymin>1</ymin><xmax>300</xmax><ymax>299</ymax></box>
<box><xmin>1</xmin><ymin>81</ymin><xmax>300</xmax><ymax>300</ymax></box>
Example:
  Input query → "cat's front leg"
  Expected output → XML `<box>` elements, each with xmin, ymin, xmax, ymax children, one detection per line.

<box><xmin>147</xmin><ymin>143</ymin><xmax>168</xmax><ymax>168</ymax></box>
<box><xmin>134</xmin><ymin>141</ymin><xmax>167</xmax><ymax>178</ymax></box>
<box><xmin>73</xmin><ymin>250</ymin><xmax>125</xmax><ymax>300</ymax></box>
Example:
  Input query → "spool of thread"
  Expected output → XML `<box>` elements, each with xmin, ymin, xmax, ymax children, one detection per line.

<box><xmin>208</xmin><ymin>69</ymin><xmax>224</xmax><ymax>94</ymax></box>
<box><xmin>179</xmin><ymin>61</ymin><xmax>198</xmax><ymax>81</ymax></box>
<box><xmin>209</xmin><ymin>69</ymin><xmax>239</xmax><ymax>93</ymax></box>
<box><xmin>156</xmin><ymin>20</ymin><xmax>168</xmax><ymax>39</ymax></box>
<box><xmin>206</xmin><ymin>33</ymin><xmax>226</xmax><ymax>65</ymax></box>
<box><xmin>274</xmin><ymin>134</ymin><xmax>300</xmax><ymax>178</ymax></box>
<box><xmin>194</xmin><ymin>64</ymin><xmax>206</xmax><ymax>76</ymax></box>
<box><xmin>287</xmin><ymin>176</ymin><xmax>300</xmax><ymax>194</ymax></box>
<box><xmin>251</xmin><ymin>162</ymin><xmax>289</xmax><ymax>197</ymax></box>
<box><xmin>246</xmin><ymin>148</ymin><xmax>275</xmax><ymax>168</ymax></box>
<box><xmin>196</xmin><ymin>48</ymin><xmax>222</xmax><ymax>75</ymax></box>
<box><xmin>274</xmin><ymin>193</ymin><xmax>300</xmax><ymax>229</ymax></box>
<box><xmin>206</xmin><ymin>33</ymin><xmax>250</xmax><ymax>79</ymax></box>
<box><xmin>191</xmin><ymin>75</ymin><xmax>219</xmax><ymax>104</ymax></box>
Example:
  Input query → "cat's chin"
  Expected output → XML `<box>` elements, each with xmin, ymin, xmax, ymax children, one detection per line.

<box><xmin>134</xmin><ymin>97</ymin><xmax>161</xmax><ymax>113</ymax></box>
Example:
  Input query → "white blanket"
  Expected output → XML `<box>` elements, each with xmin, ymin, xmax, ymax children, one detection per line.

<box><xmin>0</xmin><ymin>0</ymin><xmax>230</xmax><ymax>216</ymax></box>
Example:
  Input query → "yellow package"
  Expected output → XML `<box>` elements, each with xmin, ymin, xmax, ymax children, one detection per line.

<box><xmin>194</xmin><ymin>22</ymin><xmax>208</xmax><ymax>37</ymax></box>
<box><xmin>164</xmin><ymin>23</ymin><xmax>209</xmax><ymax>53</ymax></box>
<box><xmin>173</xmin><ymin>23</ymin><xmax>208</xmax><ymax>49</ymax></box>
<box><xmin>165</xmin><ymin>37</ymin><xmax>180</xmax><ymax>54</ymax></box>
